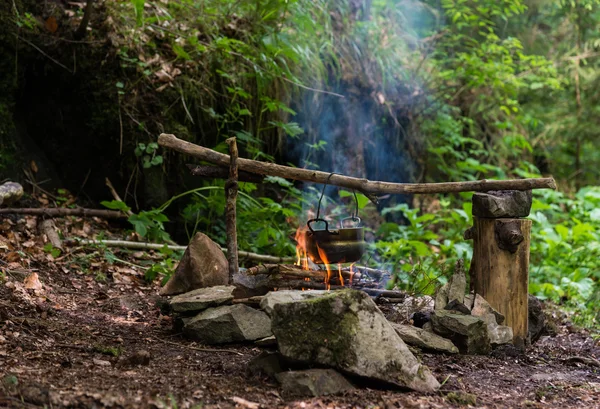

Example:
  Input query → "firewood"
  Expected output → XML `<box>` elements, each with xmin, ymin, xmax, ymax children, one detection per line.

<box><xmin>245</xmin><ymin>264</ymin><xmax>360</xmax><ymax>282</ymax></box>
<box><xmin>159</xmin><ymin>133</ymin><xmax>556</xmax><ymax>198</ymax></box>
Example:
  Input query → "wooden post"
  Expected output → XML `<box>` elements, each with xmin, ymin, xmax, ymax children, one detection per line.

<box><xmin>225</xmin><ymin>137</ymin><xmax>239</xmax><ymax>282</ymax></box>
<box><xmin>469</xmin><ymin>194</ymin><xmax>532</xmax><ymax>348</ymax></box>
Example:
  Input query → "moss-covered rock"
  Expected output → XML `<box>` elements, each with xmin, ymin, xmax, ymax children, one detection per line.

<box><xmin>271</xmin><ymin>289</ymin><xmax>440</xmax><ymax>393</ymax></box>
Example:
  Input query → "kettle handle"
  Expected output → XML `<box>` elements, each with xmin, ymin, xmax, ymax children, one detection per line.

<box><xmin>340</xmin><ymin>216</ymin><xmax>361</xmax><ymax>228</ymax></box>
<box><xmin>307</xmin><ymin>218</ymin><xmax>339</xmax><ymax>235</ymax></box>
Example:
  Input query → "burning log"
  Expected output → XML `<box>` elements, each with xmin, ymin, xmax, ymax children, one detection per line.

<box><xmin>245</xmin><ymin>264</ymin><xmax>359</xmax><ymax>282</ymax></box>
<box><xmin>271</xmin><ymin>278</ymin><xmax>406</xmax><ymax>300</ymax></box>
<box><xmin>159</xmin><ymin>133</ymin><xmax>556</xmax><ymax>199</ymax></box>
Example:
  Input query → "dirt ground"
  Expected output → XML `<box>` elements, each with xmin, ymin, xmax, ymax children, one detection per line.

<box><xmin>1</xmin><ymin>214</ymin><xmax>599</xmax><ymax>409</ymax></box>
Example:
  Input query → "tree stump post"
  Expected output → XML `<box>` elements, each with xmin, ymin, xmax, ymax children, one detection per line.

<box><xmin>467</xmin><ymin>190</ymin><xmax>533</xmax><ymax>348</ymax></box>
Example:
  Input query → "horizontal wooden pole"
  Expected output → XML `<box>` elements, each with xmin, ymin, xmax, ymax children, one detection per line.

<box><xmin>159</xmin><ymin>134</ymin><xmax>557</xmax><ymax>195</ymax></box>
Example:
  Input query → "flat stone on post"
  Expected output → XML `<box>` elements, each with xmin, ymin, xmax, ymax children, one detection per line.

<box><xmin>472</xmin><ymin>190</ymin><xmax>532</xmax><ymax>218</ymax></box>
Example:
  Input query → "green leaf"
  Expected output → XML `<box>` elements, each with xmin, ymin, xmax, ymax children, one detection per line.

<box><xmin>101</xmin><ymin>200</ymin><xmax>131</xmax><ymax>212</ymax></box>
<box><xmin>172</xmin><ymin>44</ymin><xmax>191</xmax><ymax>60</ymax></box>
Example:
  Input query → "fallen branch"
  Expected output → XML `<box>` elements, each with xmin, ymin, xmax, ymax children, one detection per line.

<box><xmin>225</xmin><ymin>137</ymin><xmax>239</xmax><ymax>282</ymax></box>
<box><xmin>63</xmin><ymin>239</ymin><xmax>295</xmax><ymax>263</ymax></box>
<box><xmin>151</xmin><ymin>336</ymin><xmax>244</xmax><ymax>356</ymax></box>
<box><xmin>39</xmin><ymin>219</ymin><xmax>63</xmax><ymax>250</ymax></box>
<box><xmin>187</xmin><ymin>164</ymin><xmax>264</xmax><ymax>183</ymax></box>
<box><xmin>159</xmin><ymin>133</ymin><xmax>557</xmax><ymax>196</ymax></box>
<box><xmin>0</xmin><ymin>208</ymin><xmax>126</xmax><ymax>218</ymax></box>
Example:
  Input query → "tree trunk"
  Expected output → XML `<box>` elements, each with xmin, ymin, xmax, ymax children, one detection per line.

<box><xmin>470</xmin><ymin>217</ymin><xmax>531</xmax><ymax>348</ymax></box>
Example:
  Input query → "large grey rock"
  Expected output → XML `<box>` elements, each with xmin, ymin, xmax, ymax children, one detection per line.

<box><xmin>160</xmin><ymin>232</ymin><xmax>229</xmax><ymax>296</ymax></box>
<box><xmin>431</xmin><ymin>310</ymin><xmax>491</xmax><ymax>355</ymax></box>
<box><xmin>471</xmin><ymin>294</ymin><xmax>505</xmax><ymax>325</ymax></box>
<box><xmin>472</xmin><ymin>190</ymin><xmax>532</xmax><ymax>218</ymax></box>
<box><xmin>260</xmin><ymin>290</ymin><xmax>328</xmax><ymax>316</ymax></box>
<box><xmin>169</xmin><ymin>285</ymin><xmax>235</xmax><ymax>313</ymax></box>
<box><xmin>183</xmin><ymin>304</ymin><xmax>271</xmax><ymax>344</ymax></box>
<box><xmin>271</xmin><ymin>289</ymin><xmax>440</xmax><ymax>393</ymax></box>
<box><xmin>447</xmin><ymin>259</ymin><xmax>466</xmax><ymax>304</ymax></box>
<box><xmin>275</xmin><ymin>369</ymin><xmax>355</xmax><ymax>398</ymax></box>
<box><xmin>390</xmin><ymin>323</ymin><xmax>459</xmax><ymax>354</ymax></box>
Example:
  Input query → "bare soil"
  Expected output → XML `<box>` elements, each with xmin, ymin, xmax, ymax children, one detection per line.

<box><xmin>1</xmin><ymin>214</ymin><xmax>599</xmax><ymax>409</ymax></box>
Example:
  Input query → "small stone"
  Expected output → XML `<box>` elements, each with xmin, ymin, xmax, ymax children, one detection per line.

<box><xmin>472</xmin><ymin>294</ymin><xmax>505</xmax><ymax>325</ymax></box>
<box><xmin>444</xmin><ymin>300</ymin><xmax>470</xmax><ymax>315</ymax></box>
<box><xmin>276</xmin><ymin>369</ymin><xmax>355</xmax><ymax>398</ymax></box>
<box><xmin>169</xmin><ymin>285</ymin><xmax>235</xmax><ymax>313</ymax></box>
<box><xmin>528</xmin><ymin>294</ymin><xmax>545</xmax><ymax>344</ymax></box>
<box><xmin>184</xmin><ymin>304</ymin><xmax>272</xmax><ymax>344</ymax></box>
<box><xmin>260</xmin><ymin>290</ymin><xmax>328</xmax><ymax>316</ymax></box>
<box><xmin>422</xmin><ymin>322</ymin><xmax>433</xmax><ymax>332</ymax></box>
<box><xmin>391</xmin><ymin>323</ymin><xmax>459</xmax><ymax>354</ymax></box>
<box><xmin>472</xmin><ymin>190</ymin><xmax>532</xmax><ymax>218</ymax></box>
<box><xmin>232</xmin><ymin>272</ymin><xmax>272</xmax><ymax>298</ymax></box>
<box><xmin>160</xmin><ymin>232</ymin><xmax>229</xmax><ymax>296</ymax></box>
<box><xmin>431</xmin><ymin>310</ymin><xmax>491</xmax><ymax>355</ymax></box>
<box><xmin>463</xmin><ymin>293</ymin><xmax>475</xmax><ymax>310</ymax></box>
<box><xmin>93</xmin><ymin>358</ymin><xmax>111</xmax><ymax>367</ymax></box>
<box><xmin>491</xmin><ymin>325</ymin><xmax>514</xmax><ymax>345</ymax></box>
<box><xmin>247</xmin><ymin>352</ymin><xmax>285</xmax><ymax>378</ymax></box>
<box><xmin>447</xmin><ymin>259</ymin><xmax>466</xmax><ymax>304</ymax></box>
<box><xmin>121</xmin><ymin>350</ymin><xmax>151</xmax><ymax>366</ymax></box>
<box><xmin>255</xmin><ymin>336</ymin><xmax>277</xmax><ymax>348</ymax></box>
<box><xmin>434</xmin><ymin>283</ymin><xmax>449</xmax><ymax>311</ymax></box>
<box><xmin>410</xmin><ymin>311</ymin><xmax>431</xmax><ymax>328</ymax></box>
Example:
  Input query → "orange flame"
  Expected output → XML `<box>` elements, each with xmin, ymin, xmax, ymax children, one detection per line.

<box><xmin>338</xmin><ymin>264</ymin><xmax>344</xmax><ymax>287</ymax></box>
<box><xmin>349</xmin><ymin>263</ymin><xmax>355</xmax><ymax>285</ymax></box>
<box><xmin>316</xmin><ymin>245</ymin><xmax>332</xmax><ymax>290</ymax></box>
<box><xmin>294</xmin><ymin>226</ymin><xmax>309</xmax><ymax>270</ymax></box>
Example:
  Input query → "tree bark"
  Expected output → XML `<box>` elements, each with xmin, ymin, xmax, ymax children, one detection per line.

<box><xmin>225</xmin><ymin>137</ymin><xmax>239</xmax><ymax>282</ymax></box>
<box><xmin>469</xmin><ymin>217</ymin><xmax>531</xmax><ymax>348</ymax></box>
<box><xmin>159</xmin><ymin>134</ymin><xmax>556</xmax><ymax>196</ymax></box>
